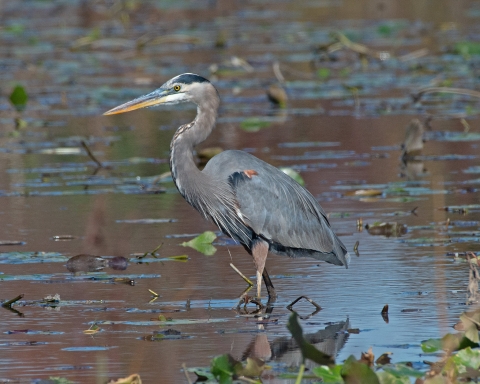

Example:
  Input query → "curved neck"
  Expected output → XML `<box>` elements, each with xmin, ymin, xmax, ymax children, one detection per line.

<box><xmin>169</xmin><ymin>99</ymin><xmax>219</xmax><ymax>202</ymax></box>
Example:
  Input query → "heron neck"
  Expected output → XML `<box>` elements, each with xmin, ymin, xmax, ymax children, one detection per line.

<box><xmin>169</xmin><ymin>103</ymin><xmax>218</xmax><ymax>201</ymax></box>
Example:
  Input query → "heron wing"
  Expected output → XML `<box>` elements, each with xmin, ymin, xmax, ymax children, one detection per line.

<box><xmin>203</xmin><ymin>150</ymin><xmax>349</xmax><ymax>267</ymax></box>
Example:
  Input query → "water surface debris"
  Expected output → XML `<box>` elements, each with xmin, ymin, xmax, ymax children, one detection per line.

<box><xmin>381</xmin><ymin>304</ymin><xmax>389</xmax><ymax>323</ymax></box>
<box><xmin>411</xmin><ymin>86</ymin><xmax>480</xmax><ymax>103</ymax></box>
<box><xmin>140</xmin><ymin>243</ymin><xmax>163</xmax><ymax>259</ymax></box>
<box><xmin>66</xmin><ymin>254</ymin><xmax>107</xmax><ymax>273</ymax></box>
<box><xmin>81</xmin><ymin>140</ymin><xmax>104</xmax><ymax>168</ymax></box>
<box><xmin>0</xmin><ymin>240</ymin><xmax>26</xmax><ymax>246</ymax></box>
<box><xmin>286</xmin><ymin>295</ymin><xmax>322</xmax><ymax>312</ymax></box>
<box><xmin>366</xmin><ymin>222</ymin><xmax>407</xmax><ymax>237</ymax></box>
<box><xmin>52</xmin><ymin>235</ymin><xmax>77</xmax><ymax>241</ymax></box>
<box><xmin>2</xmin><ymin>294</ymin><xmax>24</xmax><ymax>308</ymax></box>
<box><xmin>353</xmin><ymin>241</ymin><xmax>360</xmax><ymax>256</ymax></box>
<box><xmin>83</xmin><ymin>324</ymin><xmax>100</xmax><ymax>335</ymax></box>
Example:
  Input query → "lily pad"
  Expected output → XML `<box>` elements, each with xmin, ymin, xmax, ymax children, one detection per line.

<box><xmin>9</xmin><ymin>85</ymin><xmax>28</xmax><ymax>112</ymax></box>
<box><xmin>181</xmin><ymin>231</ymin><xmax>217</xmax><ymax>255</ymax></box>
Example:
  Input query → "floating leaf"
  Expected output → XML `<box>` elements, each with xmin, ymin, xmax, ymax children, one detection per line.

<box><xmin>187</xmin><ymin>367</ymin><xmax>215</xmax><ymax>381</ymax></box>
<box><xmin>181</xmin><ymin>231</ymin><xmax>217</xmax><ymax>255</ymax></box>
<box><xmin>341</xmin><ymin>355</ymin><xmax>380</xmax><ymax>384</ymax></box>
<box><xmin>382</xmin><ymin>364</ymin><xmax>424</xmax><ymax>378</ymax></box>
<box><xmin>240</xmin><ymin>118</ymin><xmax>272</xmax><ymax>132</ymax></box>
<box><xmin>421</xmin><ymin>338</ymin><xmax>443</xmax><ymax>353</ymax></box>
<box><xmin>9</xmin><ymin>85</ymin><xmax>28</xmax><ymax>112</ymax></box>
<box><xmin>83</xmin><ymin>324</ymin><xmax>100</xmax><ymax>335</ymax></box>
<box><xmin>366</xmin><ymin>222</ymin><xmax>408</xmax><ymax>237</ymax></box>
<box><xmin>279</xmin><ymin>167</ymin><xmax>305</xmax><ymax>186</ymax></box>
<box><xmin>312</xmin><ymin>365</ymin><xmax>343</xmax><ymax>383</ymax></box>
<box><xmin>211</xmin><ymin>354</ymin><xmax>235</xmax><ymax>383</ymax></box>
<box><xmin>317</xmin><ymin>68</ymin><xmax>331</xmax><ymax>80</ymax></box>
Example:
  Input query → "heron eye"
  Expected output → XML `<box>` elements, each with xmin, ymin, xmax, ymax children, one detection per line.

<box><xmin>173</xmin><ymin>85</ymin><xmax>181</xmax><ymax>92</ymax></box>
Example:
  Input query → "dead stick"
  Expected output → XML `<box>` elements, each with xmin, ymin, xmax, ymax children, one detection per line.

<box><xmin>287</xmin><ymin>295</ymin><xmax>322</xmax><ymax>311</ymax></box>
<box><xmin>230</xmin><ymin>263</ymin><xmax>253</xmax><ymax>286</ymax></box>
<box><xmin>81</xmin><ymin>141</ymin><xmax>103</xmax><ymax>168</ymax></box>
<box><xmin>2</xmin><ymin>294</ymin><xmax>24</xmax><ymax>307</ymax></box>
<box><xmin>412</xmin><ymin>87</ymin><xmax>480</xmax><ymax>103</ymax></box>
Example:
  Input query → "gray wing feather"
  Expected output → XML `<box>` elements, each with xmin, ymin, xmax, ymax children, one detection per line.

<box><xmin>203</xmin><ymin>150</ymin><xmax>349</xmax><ymax>267</ymax></box>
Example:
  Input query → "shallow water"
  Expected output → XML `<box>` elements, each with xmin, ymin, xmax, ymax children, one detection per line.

<box><xmin>2</xmin><ymin>1</ymin><xmax>480</xmax><ymax>383</ymax></box>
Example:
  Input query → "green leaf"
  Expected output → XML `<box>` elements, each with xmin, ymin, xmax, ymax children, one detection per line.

<box><xmin>459</xmin><ymin>313</ymin><xmax>480</xmax><ymax>343</ymax></box>
<box><xmin>382</xmin><ymin>364</ymin><xmax>424</xmax><ymax>378</ymax></box>
<box><xmin>9</xmin><ymin>85</ymin><xmax>28</xmax><ymax>112</ymax></box>
<box><xmin>5</xmin><ymin>23</ymin><xmax>25</xmax><ymax>34</ymax></box>
<box><xmin>181</xmin><ymin>231</ymin><xmax>217</xmax><ymax>255</ymax></box>
<box><xmin>240</xmin><ymin>118</ymin><xmax>272</xmax><ymax>132</ymax></box>
<box><xmin>453</xmin><ymin>347</ymin><xmax>480</xmax><ymax>370</ymax></box>
<box><xmin>421</xmin><ymin>338</ymin><xmax>443</xmax><ymax>353</ymax></box>
<box><xmin>187</xmin><ymin>367</ymin><xmax>216</xmax><ymax>381</ymax></box>
<box><xmin>341</xmin><ymin>355</ymin><xmax>380</xmax><ymax>384</ymax></box>
<box><xmin>286</xmin><ymin>312</ymin><xmax>334</xmax><ymax>365</ymax></box>
<box><xmin>316</xmin><ymin>67</ymin><xmax>331</xmax><ymax>80</ymax></box>
<box><xmin>312</xmin><ymin>365</ymin><xmax>343</xmax><ymax>383</ymax></box>
<box><xmin>279</xmin><ymin>167</ymin><xmax>305</xmax><ymax>186</ymax></box>
<box><xmin>211</xmin><ymin>354</ymin><xmax>235</xmax><ymax>384</ymax></box>
<box><xmin>377</xmin><ymin>371</ymin><xmax>411</xmax><ymax>384</ymax></box>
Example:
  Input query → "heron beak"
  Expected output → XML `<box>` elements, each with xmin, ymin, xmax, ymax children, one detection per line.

<box><xmin>103</xmin><ymin>89</ymin><xmax>181</xmax><ymax>115</ymax></box>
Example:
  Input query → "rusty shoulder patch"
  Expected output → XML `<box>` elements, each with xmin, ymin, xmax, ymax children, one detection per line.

<box><xmin>243</xmin><ymin>169</ymin><xmax>258</xmax><ymax>178</ymax></box>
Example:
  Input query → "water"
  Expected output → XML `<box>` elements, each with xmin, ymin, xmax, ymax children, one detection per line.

<box><xmin>1</xmin><ymin>0</ymin><xmax>480</xmax><ymax>382</ymax></box>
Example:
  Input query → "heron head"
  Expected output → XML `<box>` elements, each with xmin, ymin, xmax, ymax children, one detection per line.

<box><xmin>103</xmin><ymin>73</ymin><xmax>217</xmax><ymax>115</ymax></box>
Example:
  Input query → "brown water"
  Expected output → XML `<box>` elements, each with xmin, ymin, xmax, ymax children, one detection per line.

<box><xmin>1</xmin><ymin>1</ymin><xmax>480</xmax><ymax>382</ymax></box>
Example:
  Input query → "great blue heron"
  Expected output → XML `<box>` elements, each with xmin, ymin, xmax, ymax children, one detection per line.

<box><xmin>104</xmin><ymin>73</ymin><xmax>350</xmax><ymax>299</ymax></box>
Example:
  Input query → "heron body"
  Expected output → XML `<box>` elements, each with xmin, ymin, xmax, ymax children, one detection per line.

<box><xmin>104</xmin><ymin>73</ymin><xmax>350</xmax><ymax>299</ymax></box>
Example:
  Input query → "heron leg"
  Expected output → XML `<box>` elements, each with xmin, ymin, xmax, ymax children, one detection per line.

<box><xmin>251</xmin><ymin>239</ymin><xmax>269</xmax><ymax>299</ymax></box>
<box><xmin>262</xmin><ymin>268</ymin><xmax>277</xmax><ymax>302</ymax></box>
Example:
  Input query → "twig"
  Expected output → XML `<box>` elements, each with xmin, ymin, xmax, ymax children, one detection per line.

<box><xmin>331</xmin><ymin>31</ymin><xmax>391</xmax><ymax>60</ymax></box>
<box><xmin>2</xmin><ymin>294</ymin><xmax>24</xmax><ymax>307</ymax></box>
<box><xmin>139</xmin><ymin>243</ymin><xmax>163</xmax><ymax>259</ymax></box>
<box><xmin>230</xmin><ymin>263</ymin><xmax>254</xmax><ymax>286</ymax></box>
<box><xmin>412</xmin><ymin>87</ymin><xmax>480</xmax><ymax>103</ymax></box>
<box><xmin>182</xmin><ymin>363</ymin><xmax>193</xmax><ymax>384</ymax></box>
<box><xmin>287</xmin><ymin>295</ymin><xmax>322</xmax><ymax>311</ymax></box>
<box><xmin>81</xmin><ymin>141</ymin><xmax>103</xmax><ymax>168</ymax></box>
<box><xmin>398</xmin><ymin>48</ymin><xmax>429</xmax><ymax>62</ymax></box>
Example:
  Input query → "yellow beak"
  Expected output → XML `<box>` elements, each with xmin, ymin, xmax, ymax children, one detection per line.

<box><xmin>103</xmin><ymin>89</ymin><xmax>173</xmax><ymax>116</ymax></box>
